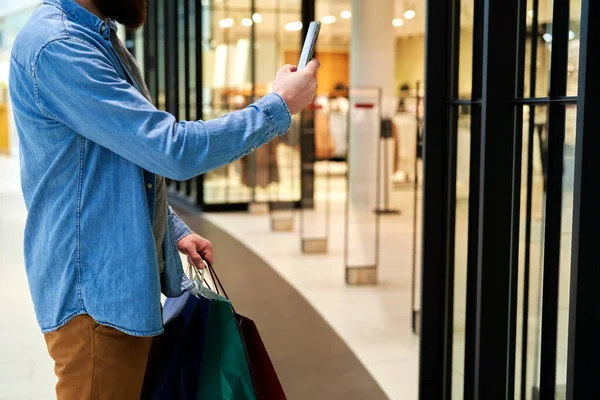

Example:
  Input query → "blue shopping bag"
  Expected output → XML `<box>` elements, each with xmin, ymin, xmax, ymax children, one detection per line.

<box><xmin>142</xmin><ymin>280</ymin><xmax>211</xmax><ymax>400</ymax></box>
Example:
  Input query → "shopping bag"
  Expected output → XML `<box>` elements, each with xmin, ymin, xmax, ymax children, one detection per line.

<box><xmin>196</xmin><ymin>284</ymin><xmax>257</xmax><ymax>400</ymax></box>
<box><xmin>236</xmin><ymin>314</ymin><xmax>287</xmax><ymax>400</ymax></box>
<box><xmin>142</xmin><ymin>282</ymin><xmax>211</xmax><ymax>400</ymax></box>
<box><xmin>207</xmin><ymin>265</ymin><xmax>287</xmax><ymax>400</ymax></box>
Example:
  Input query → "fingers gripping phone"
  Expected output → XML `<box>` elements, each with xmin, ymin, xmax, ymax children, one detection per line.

<box><xmin>298</xmin><ymin>21</ymin><xmax>321</xmax><ymax>70</ymax></box>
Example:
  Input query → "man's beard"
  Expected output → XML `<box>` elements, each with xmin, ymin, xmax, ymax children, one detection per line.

<box><xmin>93</xmin><ymin>0</ymin><xmax>147</xmax><ymax>29</ymax></box>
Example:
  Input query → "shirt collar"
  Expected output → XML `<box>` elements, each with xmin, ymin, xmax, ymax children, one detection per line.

<box><xmin>43</xmin><ymin>0</ymin><xmax>112</xmax><ymax>39</ymax></box>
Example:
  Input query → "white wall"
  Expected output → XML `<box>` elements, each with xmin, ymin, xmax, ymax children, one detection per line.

<box><xmin>395</xmin><ymin>31</ymin><xmax>474</xmax><ymax>97</ymax></box>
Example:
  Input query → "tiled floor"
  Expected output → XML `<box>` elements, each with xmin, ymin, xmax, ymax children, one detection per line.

<box><xmin>0</xmin><ymin>153</ymin><xmax>420</xmax><ymax>400</ymax></box>
<box><xmin>0</xmin><ymin>147</ymin><xmax>574</xmax><ymax>400</ymax></box>
<box><xmin>188</xmin><ymin>216</ymin><xmax>389</xmax><ymax>400</ymax></box>
<box><xmin>202</xmin><ymin>187</ymin><xmax>421</xmax><ymax>400</ymax></box>
<box><xmin>0</xmin><ymin>156</ymin><xmax>57</xmax><ymax>399</ymax></box>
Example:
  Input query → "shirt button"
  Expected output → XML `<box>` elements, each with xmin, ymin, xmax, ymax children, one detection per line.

<box><xmin>100</xmin><ymin>24</ymin><xmax>106</xmax><ymax>32</ymax></box>
<box><xmin>146</xmin><ymin>183</ymin><xmax>153</xmax><ymax>189</ymax></box>
<box><xmin>250</xmin><ymin>147</ymin><xmax>256</xmax><ymax>152</ymax></box>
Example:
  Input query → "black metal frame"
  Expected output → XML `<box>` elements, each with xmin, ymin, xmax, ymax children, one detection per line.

<box><xmin>462</xmin><ymin>0</ymin><xmax>483</xmax><ymax>397</ymax></box>
<box><xmin>566</xmin><ymin>0</ymin><xmax>600</xmax><ymax>398</ymax></box>
<box><xmin>519</xmin><ymin>1</ymin><xmax>540</xmax><ymax>399</ymax></box>
<box><xmin>419</xmin><ymin>0</ymin><xmax>456</xmax><ymax>397</ymax></box>
<box><xmin>472</xmin><ymin>0</ymin><xmax>520</xmax><ymax>397</ymax></box>
<box><xmin>538</xmin><ymin>0</ymin><xmax>570</xmax><ymax>397</ymax></box>
<box><xmin>144</xmin><ymin>0</ymin><xmax>159</xmax><ymax>102</ymax></box>
<box><xmin>420</xmin><ymin>0</ymin><xmax>595</xmax><ymax>398</ymax></box>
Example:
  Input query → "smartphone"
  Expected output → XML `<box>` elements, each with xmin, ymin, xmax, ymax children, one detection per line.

<box><xmin>298</xmin><ymin>21</ymin><xmax>321</xmax><ymax>70</ymax></box>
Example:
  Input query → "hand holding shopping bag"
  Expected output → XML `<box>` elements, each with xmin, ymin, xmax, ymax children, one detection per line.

<box><xmin>143</xmin><ymin>262</ymin><xmax>285</xmax><ymax>400</ymax></box>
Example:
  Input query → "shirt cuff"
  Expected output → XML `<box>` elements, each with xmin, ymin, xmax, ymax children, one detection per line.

<box><xmin>256</xmin><ymin>92</ymin><xmax>292</xmax><ymax>136</ymax></box>
<box><xmin>168</xmin><ymin>205</ymin><xmax>193</xmax><ymax>243</ymax></box>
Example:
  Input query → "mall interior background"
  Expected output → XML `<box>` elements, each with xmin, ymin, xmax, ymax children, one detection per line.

<box><xmin>0</xmin><ymin>0</ymin><xmax>594</xmax><ymax>399</ymax></box>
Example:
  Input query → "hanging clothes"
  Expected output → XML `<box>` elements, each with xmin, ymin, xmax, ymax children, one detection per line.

<box><xmin>241</xmin><ymin>139</ymin><xmax>280</xmax><ymax>189</ymax></box>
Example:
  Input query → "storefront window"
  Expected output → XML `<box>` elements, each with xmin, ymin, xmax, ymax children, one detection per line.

<box><xmin>201</xmin><ymin>0</ymin><xmax>301</xmax><ymax>206</ymax></box>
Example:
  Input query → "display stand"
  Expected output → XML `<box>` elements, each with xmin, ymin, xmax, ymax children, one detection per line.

<box><xmin>411</xmin><ymin>82</ymin><xmax>424</xmax><ymax>334</ymax></box>
<box><xmin>344</xmin><ymin>87</ymin><xmax>382</xmax><ymax>285</ymax></box>
<box><xmin>375</xmin><ymin>119</ymin><xmax>400</xmax><ymax>215</ymax></box>
<box><xmin>300</xmin><ymin>104</ymin><xmax>330</xmax><ymax>253</ymax></box>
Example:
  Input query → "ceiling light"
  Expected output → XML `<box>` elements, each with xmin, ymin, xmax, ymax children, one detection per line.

<box><xmin>543</xmin><ymin>33</ymin><xmax>552</xmax><ymax>43</ymax></box>
<box><xmin>569</xmin><ymin>30</ymin><xmax>576</xmax><ymax>40</ymax></box>
<box><xmin>340</xmin><ymin>10</ymin><xmax>352</xmax><ymax>19</ymax></box>
<box><xmin>252</xmin><ymin>13</ymin><xmax>263</xmax><ymax>23</ymax></box>
<box><xmin>392</xmin><ymin>18</ymin><xmax>405</xmax><ymax>27</ymax></box>
<box><xmin>219</xmin><ymin>18</ymin><xmax>234</xmax><ymax>28</ymax></box>
<box><xmin>285</xmin><ymin>21</ymin><xmax>303</xmax><ymax>32</ymax></box>
<box><xmin>242</xmin><ymin>18</ymin><xmax>253</xmax><ymax>27</ymax></box>
<box><xmin>528</xmin><ymin>9</ymin><xmax>535</xmax><ymax>18</ymax></box>
<box><xmin>404</xmin><ymin>9</ymin><xmax>416</xmax><ymax>20</ymax></box>
<box><xmin>322</xmin><ymin>15</ymin><xmax>337</xmax><ymax>24</ymax></box>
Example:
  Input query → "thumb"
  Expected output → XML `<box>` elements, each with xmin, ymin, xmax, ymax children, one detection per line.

<box><xmin>302</xmin><ymin>59</ymin><xmax>320</xmax><ymax>75</ymax></box>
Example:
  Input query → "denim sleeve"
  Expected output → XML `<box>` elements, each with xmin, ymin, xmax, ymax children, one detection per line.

<box><xmin>34</xmin><ymin>38</ymin><xmax>292</xmax><ymax>180</ymax></box>
<box><xmin>167</xmin><ymin>205</ymin><xmax>193</xmax><ymax>243</ymax></box>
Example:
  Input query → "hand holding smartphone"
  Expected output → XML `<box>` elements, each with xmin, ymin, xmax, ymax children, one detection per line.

<box><xmin>298</xmin><ymin>21</ymin><xmax>321</xmax><ymax>70</ymax></box>
<box><xmin>271</xmin><ymin>21</ymin><xmax>321</xmax><ymax>115</ymax></box>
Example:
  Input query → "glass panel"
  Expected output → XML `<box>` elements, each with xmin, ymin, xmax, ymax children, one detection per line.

<box><xmin>514</xmin><ymin>108</ymin><xmax>528</xmax><ymax>398</ymax></box>
<box><xmin>178</xmin><ymin>0</ymin><xmax>187</xmax><ymax>119</ymax></box>
<box><xmin>524</xmin><ymin>0</ymin><xmax>554</xmax><ymax>98</ymax></box>
<box><xmin>256</xmin><ymin>8</ymin><xmax>301</xmax><ymax>204</ymax></box>
<box><xmin>567</xmin><ymin>0</ymin><xmax>582</xmax><ymax>96</ymax></box>
<box><xmin>134</xmin><ymin>27</ymin><xmax>145</xmax><ymax>75</ymax></box>
<box><xmin>202</xmin><ymin>0</ymin><xmax>254</xmax><ymax>204</ymax></box>
<box><xmin>452</xmin><ymin>1</ymin><xmax>475</xmax><ymax>396</ymax></box>
<box><xmin>536</xmin><ymin>0</ymin><xmax>553</xmax><ymax>98</ymax></box>
<box><xmin>157</xmin><ymin>0</ymin><xmax>166</xmax><ymax>110</ymax></box>
<box><xmin>315</xmin><ymin>0</ymin><xmax>351</xmax><ymax>97</ymax></box>
<box><xmin>555</xmin><ymin>105</ymin><xmax>576</xmax><ymax>395</ymax></box>
<box><xmin>458</xmin><ymin>0</ymin><xmax>474</xmax><ymax>99</ymax></box>
<box><xmin>201</xmin><ymin>0</ymin><xmax>302</xmax><ymax>205</ymax></box>
<box><xmin>253</xmin><ymin>10</ymin><xmax>285</xmax><ymax>203</ymax></box>
<box><xmin>452</xmin><ymin>103</ymin><xmax>472</xmax><ymax>400</ymax></box>
<box><xmin>524</xmin><ymin>0</ymin><xmax>534</xmax><ymax>98</ymax></box>
<box><xmin>189</xmin><ymin>0</ymin><xmax>197</xmax><ymax>120</ymax></box>
<box><xmin>515</xmin><ymin>105</ymin><xmax>548</xmax><ymax>400</ymax></box>
<box><xmin>256</xmin><ymin>0</ymin><xmax>301</xmax><ymax>8</ymax></box>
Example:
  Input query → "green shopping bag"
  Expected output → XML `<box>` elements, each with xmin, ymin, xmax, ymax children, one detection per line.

<box><xmin>197</xmin><ymin>284</ymin><xmax>257</xmax><ymax>400</ymax></box>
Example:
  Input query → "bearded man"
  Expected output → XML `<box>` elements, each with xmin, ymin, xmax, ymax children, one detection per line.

<box><xmin>8</xmin><ymin>0</ymin><xmax>319</xmax><ymax>398</ymax></box>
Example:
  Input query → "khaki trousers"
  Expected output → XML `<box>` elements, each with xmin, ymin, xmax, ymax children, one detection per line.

<box><xmin>44</xmin><ymin>314</ymin><xmax>153</xmax><ymax>400</ymax></box>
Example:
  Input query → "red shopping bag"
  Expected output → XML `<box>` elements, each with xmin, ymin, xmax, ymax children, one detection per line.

<box><xmin>236</xmin><ymin>313</ymin><xmax>287</xmax><ymax>400</ymax></box>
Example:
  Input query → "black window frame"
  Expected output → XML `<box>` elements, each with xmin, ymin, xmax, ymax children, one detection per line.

<box><xmin>420</xmin><ymin>0</ymin><xmax>598</xmax><ymax>398</ymax></box>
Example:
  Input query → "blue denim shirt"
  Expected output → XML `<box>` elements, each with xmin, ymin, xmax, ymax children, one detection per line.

<box><xmin>9</xmin><ymin>0</ymin><xmax>292</xmax><ymax>336</ymax></box>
